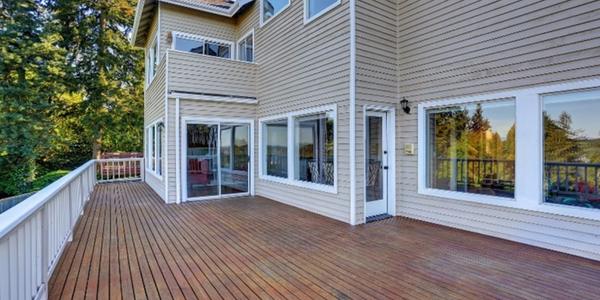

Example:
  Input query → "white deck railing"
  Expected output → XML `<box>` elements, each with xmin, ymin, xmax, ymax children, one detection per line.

<box><xmin>0</xmin><ymin>157</ymin><xmax>144</xmax><ymax>300</ymax></box>
<box><xmin>97</xmin><ymin>158</ymin><xmax>145</xmax><ymax>183</ymax></box>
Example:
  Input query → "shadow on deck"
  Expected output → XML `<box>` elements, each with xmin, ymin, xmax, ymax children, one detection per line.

<box><xmin>48</xmin><ymin>182</ymin><xmax>600</xmax><ymax>299</ymax></box>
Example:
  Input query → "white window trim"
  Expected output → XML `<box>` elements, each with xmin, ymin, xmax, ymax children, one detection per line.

<box><xmin>260</xmin><ymin>0</ymin><xmax>291</xmax><ymax>27</ymax></box>
<box><xmin>236</xmin><ymin>28</ymin><xmax>255</xmax><ymax>63</ymax></box>
<box><xmin>258</xmin><ymin>104</ymin><xmax>338</xmax><ymax>194</ymax></box>
<box><xmin>171</xmin><ymin>31</ymin><xmax>234</xmax><ymax>59</ymax></box>
<box><xmin>304</xmin><ymin>0</ymin><xmax>341</xmax><ymax>24</ymax></box>
<box><xmin>145</xmin><ymin>34</ymin><xmax>159</xmax><ymax>89</ymax></box>
<box><xmin>145</xmin><ymin>118</ymin><xmax>163</xmax><ymax>180</ymax></box>
<box><xmin>417</xmin><ymin>78</ymin><xmax>600</xmax><ymax>221</ymax></box>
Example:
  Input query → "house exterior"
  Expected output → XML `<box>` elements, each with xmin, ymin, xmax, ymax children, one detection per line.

<box><xmin>132</xmin><ymin>0</ymin><xmax>600</xmax><ymax>260</ymax></box>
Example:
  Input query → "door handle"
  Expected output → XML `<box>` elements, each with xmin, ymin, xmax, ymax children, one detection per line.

<box><xmin>383</xmin><ymin>166</ymin><xmax>389</xmax><ymax>170</ymax></box>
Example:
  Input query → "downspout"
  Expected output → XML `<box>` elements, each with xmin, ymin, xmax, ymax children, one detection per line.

<box><xmin>175</xmin><ymin>96</ymin><xmax>181</xmax><ymax>204</ymax></box>
<box><xmin>349</xmin><ymin>0</ymin><xmax>357</xmax><ymax>225</ymax></box>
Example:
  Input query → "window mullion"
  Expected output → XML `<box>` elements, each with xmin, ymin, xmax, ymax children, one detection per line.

<box><xmin>515</xmin><ymin>93</ymin><xmax>543</xmax><ymax>209</ymax></box>
<box><xmin>287</xmin><ymin>116</ymin><xmax>294</xmax><ymax>181</ymax></box>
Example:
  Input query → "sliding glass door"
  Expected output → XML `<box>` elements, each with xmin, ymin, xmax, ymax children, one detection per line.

<box><xmin>186</xmin><ymin>122</ymin><xmax>250</xmax><ymax>201</ymax></box>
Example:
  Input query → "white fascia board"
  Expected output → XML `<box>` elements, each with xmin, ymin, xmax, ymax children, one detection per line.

<box><xmin>169</xmin><ymin>92</ymin><xmax>259</xmax><ymax>104</ymax></box>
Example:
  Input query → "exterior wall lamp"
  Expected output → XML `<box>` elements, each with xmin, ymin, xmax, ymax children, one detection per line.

<box><xmin>400</xmin><ymin>97</ymin><xmax>411</xmax><ymax>114</ymax></box>
<box><xmin>157</xmin><ymin>121</ymin><xmax>165</xmax><ymax>130</ymax></box>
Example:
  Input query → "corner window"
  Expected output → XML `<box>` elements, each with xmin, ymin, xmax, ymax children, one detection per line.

<box><xmin>305</xmin><ymin>0</ymin><xmax>340</xmax><ymax>22</ymax></box>
<box><xmin>237</xmin><ymin>31</ymin><xmax>254</xmax><ymax>63</ymax></box>
<box><xmin>261</xmin><ymin>0</ymin><xmax>290</xmax><ymax>25</ymax></box>
<box><xmin>264</xmin><ymin>119</ymin><xmax>288</xmax><ymax>178</ymax></box>
<box><xmin>294</xmin><ymin>112</ymin><xmax>335</xmax><ymax>186</ymax></box>
<box><xmin>172</xmin><ymin>32</ymin><xmax>232</xmax><ymax>59</ymax></box>
<box><xmin>543</xmin><ymin>89</ymin><xmax>600</xmax><ymax>209</ymax></box>
<box><xmin>146</xmin><ymin>37</ymin><xmax>158</xmax><ymax>86</ymax></box>
<box><xmin>260</xmin><ymin>105</ymin><xmax>337</xmax><ymax>192</ymax></box>
<box><xmin>425</xmin><ymin>100</ymin><xmax>516</xmax><ymax>198</ymax></box>
<box><xmin>146</xmin><ymin>120</ymin><xmax>163</xmax><ymax>177</ymax></box>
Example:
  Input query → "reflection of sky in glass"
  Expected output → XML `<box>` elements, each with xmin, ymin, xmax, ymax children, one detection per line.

<box><xmin>463</xmin><ymin>100</ymin><xmax>515</xmax><ymax>138</ymax></box>
<box><xmin>544</xmin><ymin>89</ymin><xmax>600</xmax><ymax>139</ymax></box>
<box><xmin>309</xmin><ymin>0</ymin><xmax>338</xmax><ymax>17</ymax></box>
<box><xmin>264</xmin><ymin>0</ymin><xmax>288</xmax><ymax>16</ymax></box>
<box><xmin>176</xmin><ymin>38</ymin><xmax>203</xmax><ymax>53</ymax></box>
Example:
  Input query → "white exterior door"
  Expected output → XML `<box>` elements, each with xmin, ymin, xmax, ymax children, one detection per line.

<box><xmin>365</xmin><ymin>111</ymin><xmax>389</xmax><ymax>218</ymax></box>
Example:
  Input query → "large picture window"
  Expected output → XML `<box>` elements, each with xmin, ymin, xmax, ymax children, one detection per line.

<box><xmin>294</xmin><ymin>112</ymin><xmax>334</xmax><ymax>186</ymax></box>
<box><xmin>172</xmin><ymin>32</ymin><xmax>232</xmax><ymax>59</ymax></box>
<box><xmin>426</xmin><ymin>100</ymin><xmax>516</xmax><ymax>198</ymax></box>
<box><xmin>264</xmin><ymin>120</ymin><xmax>287</xmax><ymax>178</ymax></box>
<box><xmin>259</xmin><ymin>106</ymin><xmax>337</xmax><ymax>192</ymax></box>
<box><xmin>543</xmin><ymin>89</ymin><xmax>600</xmax><ymax>209</ymax></box>
<box><xmin>261</xmin><ymin>0</ymin><xmax>290</xmax><ymax>25</ymax></box>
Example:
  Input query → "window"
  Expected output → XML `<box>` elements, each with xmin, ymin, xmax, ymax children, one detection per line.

<box><xmin>418</xmin><ymin>79</ymin><xmax>600</xmax><ymax>221</ymax></box>
<box><xmin>146</xmin><ymin>37</ymin><xmax>158</xmax><ymax>86</ymax></box>
<box><xmin>425</xmin><ymin>100</ymin><xmax>516</xmax><ymax>198</ymax></box>
<box><xmin>264</xmin><ymin>120</ymin><xmax>287</xmax><ymax>178</ymax></box>
<box><xmin>261</xmin><ymin>0</ymin><xmax>290</xmax><ymax>25</ymax></box>
<box><xmin>294</xmin><ymin>112</ymin><xmax>334</xmax><ymax>186</ymax></box>
<box><xmin>172</xmin><ymin>32</ymin><xmax>232</xmax><ymax>59</ymax></box>
<box><xmin>259</xmin><ymin>105</ymin><xmax>337</xmax><ymax>192</ymax></box>
<box><xmin>146</xmin><ymin>120</ymin><xmax>163</xmax><ymax>177</ymax></box>
<box><xmin>543</xmin><ymin>89</ymin><xmax>600</xmax><ymax>209</ymax></box>
<box><xmin>237</xmin><ymin>30</ymin><xmax>254</xmax><ymax>63</ymax></box>
<box><xmin>305</xmin><ymin>0</ymin><xmax>340</xmax><ymax>23</ymax></box>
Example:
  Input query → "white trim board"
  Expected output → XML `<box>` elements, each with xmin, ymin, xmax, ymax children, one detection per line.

<box><xmin>417</xmin><ymin>78</ymin><xmax>600</xmax><ymax>222</ymax></box>
<box><xmin>169</xmin><ymin>92</ymin><xmax>259</xmax><ymax>104</ymax></box>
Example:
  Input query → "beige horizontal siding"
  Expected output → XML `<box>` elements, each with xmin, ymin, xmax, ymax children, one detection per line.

<box><xmin>159</xmin><ymin>2</ymin><xmax>236</xmax><ymax>59</ymax></box>
<box><xmin>167</xmin><ymin>50</ymin><xmax>257</xmax><ymax>98</ymax></box>
<box><xmin>354</xmin><ymin>0</ymin><xmax>398</xmax><ymax>223</ymax></box>
<box><xmin>144</xmin><ymin>29</ymin><xmax>167</xmax><ymax>200</ymax></box>
<box><xmin>248</xmin><ymin>0</ymin><xmax>352</xmax><ymax>223</ymax></box>
<box><xmin>397</xmin><ymin>0</ymin><xmax>600</xmax><ymax>260</ymax></box>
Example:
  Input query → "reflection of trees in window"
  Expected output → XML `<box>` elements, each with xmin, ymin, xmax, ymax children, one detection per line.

<box><xmin>544</xmin><ymin>111</ymin><xmax>581</xmax><ymax>162</ymax></box>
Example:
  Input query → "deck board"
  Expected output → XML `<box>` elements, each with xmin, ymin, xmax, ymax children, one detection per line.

<box><xmin>48</xmin><ymin>182</ymin><xmax>600</xmax><ymax>300</ymax></box>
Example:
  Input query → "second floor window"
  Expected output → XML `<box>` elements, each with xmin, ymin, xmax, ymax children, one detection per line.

<box><xmin>146</xmin><ymin>37</ymin><xmax>158</xmax><ymax>86</ymax></box>
<box><xmin>305</xmin><ymin>0</ymin><xmax>340</xmax><ymax>22</ymax></box>
<box><xmin>262</xmin><ymin>0</ymin><xmax>290</xmax><ymax>25</ymax></box>
<box><xmin>174</xmin><ymin>35</ymin><xmax>231</xmax><ymax>59</ymax></box>
<box><xmin>238</xmin><ymin>31</ymin><xmax>254</xmax><ymax>62</ymax></box>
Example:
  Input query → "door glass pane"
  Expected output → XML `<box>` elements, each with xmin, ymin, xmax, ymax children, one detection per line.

<box><xmin>543</xmin><ymin>89</ymin><xmax>600</xmax><ymax>209</ymax></box>
<box><xmin>366</xmin><ymin>116</ymin><xmax>383</xmax><ymax>202</ymax></box>
<box><xmin>187</xmin><ymin>124</ymin><xmax>218</xmax><ymax>198</ymax></box>
<box><xmin>221</xmin><ymin>125</ymin><xmax>249</xmax><ymax>195</ymax></box>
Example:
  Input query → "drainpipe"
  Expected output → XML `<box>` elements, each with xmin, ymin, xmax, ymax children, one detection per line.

<box><xmin>349</xmin><ymin>0</ymin><xmax>357</xmax><ymax>225</ymax></box>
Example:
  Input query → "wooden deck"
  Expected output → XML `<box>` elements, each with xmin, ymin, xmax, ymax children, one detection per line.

<box><xmin>48</xmin><ymin>182</ymin><xmax>600</xmax><ymax>300</ymax></box>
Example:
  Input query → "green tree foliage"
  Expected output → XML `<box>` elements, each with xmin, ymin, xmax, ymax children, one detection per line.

<box><xmin>49</xmin><ymin>0</ymin><xmax>144</xmax><ymax>158</ymax></box>
<box><xmin>543</xmin><ymin>111</ymin><xmax>581</xmax><ymax>162</ymax></box>
<box><xmin>0</xmin><ymin>0</ymin><xmax>66</xmax><ymax>196</ymax></box>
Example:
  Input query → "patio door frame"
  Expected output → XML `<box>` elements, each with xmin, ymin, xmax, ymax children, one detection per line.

<box><xmin>181</xmin><ymin>117</ymin><xmax>254</xmax><ymax>202</ymax></box>
<box><xmin>363</xmin><ymin>105</ymin><xmax>397</xmax><ymax>222</ymax></box>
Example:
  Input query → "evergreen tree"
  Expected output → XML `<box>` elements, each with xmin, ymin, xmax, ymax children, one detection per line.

<box><xmin>49</xmin><ymin>0</ymin><xmax>144</xmax><ymax>158</ymax></box>
<box><xmin>543</xmin><ymin>111</ymin><xmax>580</xmax><ymax>162</ymax></box>
<box><xmin>0</xmin><ymin>0</ymin><xmax>65</xmax><ymax>196</ymax></box>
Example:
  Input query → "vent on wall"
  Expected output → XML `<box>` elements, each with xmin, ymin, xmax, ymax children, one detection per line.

<box><xmin>405</xmin><ymin>143</ymin><xmax>415</xmax><ymax>155</ymax></box>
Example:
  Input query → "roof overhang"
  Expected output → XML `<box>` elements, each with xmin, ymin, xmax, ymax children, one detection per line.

<box><xmin>132</xmin><ymin>0</ymin><xmax>254</xmax><ymax>47</ymax></box>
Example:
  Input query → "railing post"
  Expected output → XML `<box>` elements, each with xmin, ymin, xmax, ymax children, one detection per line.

<box><xmin>67</xmin><ymin>181</ymin><xmax>73</xmax><ymax>243</ymax></box>
<box><xmin>40</xmin><ymin>205</ymin><xmax>49</xmax><ymax>300</ymax></box>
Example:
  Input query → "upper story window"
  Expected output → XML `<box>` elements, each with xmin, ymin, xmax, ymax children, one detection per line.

<box><xmin>146</xmin><ymin>36</ymin><xmax>158</xmax><ymax>86</ymax></box>
<box><xmin>172</xmin><ymin>32</ymin><xmax>233</xmax><ymax>59</ymax></box>
<box><xmin>305</xmin><ymin>0</ymin><xmax>340</xmax><ymax>23</ymax></box>
<box><xmin>237</xmin><ymin>30</ymin><xmax>254</xmax><ymax>63</ymax></box>
<box><xmin>261</xmin><ymin>0</ymin><xmax>290</xmax><ymax>26</ymax></box>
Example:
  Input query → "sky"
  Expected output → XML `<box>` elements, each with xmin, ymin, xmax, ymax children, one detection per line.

<box><xmin>544</xmin><ymin>90</ymin><xmax>600</xmax><ymax>139</ymax></box>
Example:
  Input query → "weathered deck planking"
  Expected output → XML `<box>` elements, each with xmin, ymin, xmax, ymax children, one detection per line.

<box><xmin>48</xmin><ymin>182</ymin><xmax>600</xmax><ymax>300</ymax></box>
